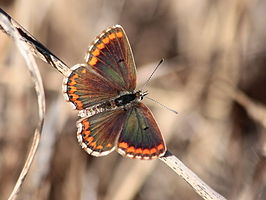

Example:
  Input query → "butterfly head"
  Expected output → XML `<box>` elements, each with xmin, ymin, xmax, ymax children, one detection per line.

<box><xmin>136</xmin><ymin>90</ymin><xmax>148</xmax><ymax>101</ymax></box>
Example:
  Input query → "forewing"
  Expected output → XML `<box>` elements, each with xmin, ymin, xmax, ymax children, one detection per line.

<box><xmin>117</xmin><ymin>103</ymin><xmax>166</xmax><ymax>159</ymax></box>
<box><xmin>86</xmin><ymin>25</ymin><xmax>137</xmax><ymax>91</ymax></box>
<box><xmin>63</xmin><ymin>64</ymin><xmax>120</xmax><ymax>110</ymax></box>
<box><xmin>77</xmin><ymin>108</ymin><xmax>126</xmax><ymax>156</ymax></box>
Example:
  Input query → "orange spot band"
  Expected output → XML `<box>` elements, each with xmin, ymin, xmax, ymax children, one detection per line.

<box><xmin>68</xmin><ymin>87</ymin><xmax>77</xmax><ymax>93</ymax></box>
<box><xmin>109</xmin><ymin>33</ymin><xmax>116</xmax><ymax>39</ymax></box>
<box><xmin>150</xmin><ymin>148</ymin><xmax>157</xmax><ymax>154</ymax></box>
<box><xmin>86</xmin><ymin>136</ymin><xmax>94</xmax><ymax>143</ymax></box>
<box><xmin>106</xmin><ymin>143</ymin><xmax>112</xmax><ymax>148</ymax></box>
<box><xmin>96</xmin><ymin>145</ymin><xmax>103</xmax><ymax>150</ymax></box>
<box><xmin>83</xmin><ymin>121</ymin><xmax>90</xmax><ymax>130</ymax></box>
<box><xmin>157</xmin><ymin>144</ymin><xmax>164</xmax><ymax>151</ymax></box>
<box><xmin>116</xmin><ymin>31</ymin><xmax>123</xmax><ymax>38</ymax></box>
<box><xmin>143</xmin><ymin>149</ymin><xmax>150</xmax><ymax>155</ymax></box>
<box><xmin>97</xmin><ymin>43</ymin><xmax>105</xmax><ymax>49</ymax></box>
<box><xmin>135</xmin><ymin>148</ymin><xmax>142</xmax><ymax>154</ymax></box>
<box><xmin>118</xmin><ymin>142</ymin><xmax>128</xmax><ymax>149</ymax></box>
<box><xmin>70</xmin><ymin>94</ymin><xmax>79</xmax><ymax>100</ymax></box>
<box><xmin>90</xmin><ymin>142</ymin><xmax>97</xmax><ymax>148</ymax></box>
<box><xmin>71</xmin><ymin>74</ymin><xmax>78</xmax><ymax>79</ymax></box>
<box><xmin>89</xmin><ymin>56</ymin><xmax>98</xmax><ymax>66</ymax></box>
<box><xmin>76</xmin><ymin>101</ymin><xmax>83</xmax><ymax>109</ymax></box>
<box><xmin>84</xmin><ymin>130</ymin><xmax>90</xmax><ymax>136</ymax></box>
<box><xmin>127</xmin><ymin>146</ymin><xmax>135</xmax><ymax>153</ymax></box>
<box><xmin>68</xmin><ymin>80</ymin><xmax>77</xmax><ymax>86</ymax></box>
<box><xmin>92</xmin><ymin>48</ymin><xmax>100</xmax><ymax>56</ymax></box>
<box><xmin>102</xmin><ymin>37</ymin><xmax>110</xmax><ymax>44</ymax></box>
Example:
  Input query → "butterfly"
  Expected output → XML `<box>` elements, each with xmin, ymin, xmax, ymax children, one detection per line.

<box><xmin>62</xmin><ymin>25</ymin><xmax>166</xmax><ymax>160</ymax></box>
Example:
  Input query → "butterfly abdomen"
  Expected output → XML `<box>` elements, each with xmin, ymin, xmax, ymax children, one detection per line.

<box><xmin>78</xmin><ymin>101</ymin><xmax>115</xmax><ymax>117</ymax></box>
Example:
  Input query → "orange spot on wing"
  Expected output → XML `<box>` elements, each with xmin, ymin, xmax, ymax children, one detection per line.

<box><xmin>150</xmin><ymin>148</ymin><xmax>157</xmax><ymax>154</ymax></box>
<box><xmin>109</xmin><ymin>33</ymin><xmax>116</xmax><ymax>40</ymax></box>
<box><xmin>135</xmin><ymin>148</ymin><xmax>143</xmax><ymax>154</ymax></box>
<box><xmin>69</xmin><ymin>93</ymin><xmax>83</xmax><ymax>108</ymax></box>
<box><xmin>157</xmin><ymin>144</ymin><xmax>164</xmax><ymax>151</ymax></box>
<box><xmin>71</xmin><ymin>74</ymin><xmax>78</xmax><ymax>79</ymax></box>
<box><xmin>83</xmin><ymin>135</ymin><xmax>89</xmax><ymax>139</ymax></box>
<box><xmin>81</xmin><ymin>69</ymin><xmax>87</xmax><ymax>73</ymax></box>
<box><xmin>68</xmin><ymin>86</ymin><xmax>77</xmax><ymax>93</ymax></box>
<box><xmin>83</xmin><ymin>130</ymin><xmax>90</xmax><ymax>136</ymax></box>
<box><xmin>68</xmin><ymin>86</ymin><xmax>76</xmax><ymax>90</ymax></box>
<box><xmin>83</xmin><ymin>121</ymin><xmax>90</xmax><ymax>130</ymax></box>
<box><xmin>89</xmin><ymin>56</ymin><xmax>98</xmax><ymax>66</ymax></box>
<box><xmin>118</xmin><ymin>142</ymin><xmax>128</xmax><ymax>149</ymax></box>
<box><xmin>102</xmin><ymin>37</ymin><xmax>110</xmax><ymax>44</ymax></box>
<box><xmin>68</xmin><ymin>74</ymin><xmax>78</xmax><ymax>85</ymax></box>
<box><xmin>143</xmin><ymin>149</ymin><xmax>150</xmax><ymax>155</ymax></box>
<box><xmin>92</xmin><ymin>48</ymin><xmax>100</xmax><ymax>56</ymax></box>
<box><xmin>127</xmin><ymin>146</ymin><xmax>135</xmax><ymax>153</ymax></box>
<box><xmin>96</xmin><ymin>145</ymin><xmax>103</xmax><ymax>150</ymax></box>
<box><xmin>90</xmin><ymin>142</ymin><xmax>97</xmax><ymax>148</ymax></box>
<box><xmin>89</xmin><ymin>57</ymin><xmax>98</xmax><ymax>66</ymax></box>
<box><xmin>97</xmin><ymin>43</ymin><xmax>105</xmax><ymax>49</ymax></box>
<box><xmin>68</xmin><ymin>80</ymin><xmax>77</xmax><ymax>86</ymax></box>
<box><xmin>70</xmin><ymin>94</ymin><xmax>79</xmax><ymax>100</ymax></box>
<box><xmin>116</xmin><ymin>31</ymin><xmax>123</xmax><ymax>38</ymax></box>
<box><xmin>76</xmin><ymin>101</ymin><xmax>83</xmax><ymax>109</ymax></box>
<box><xmin>86</xmin><ymin>137</ymin><xmax>94</xmax><ymax>143</ymax></box>
<box><xmin>106</xmin><ymin>143</ymin><xmax>112</xmax><ymax>148</ymax></box>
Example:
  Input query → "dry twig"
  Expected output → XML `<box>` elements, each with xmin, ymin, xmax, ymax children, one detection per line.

<box><xmin>160</xmin><ymin>151</ymin><xmax>226</xmax><ymax>200</ymax></box>
<box><xmin>0</xmin><ymin>8</ymin><xmax>45</xmax><ymax>200</ymax></box>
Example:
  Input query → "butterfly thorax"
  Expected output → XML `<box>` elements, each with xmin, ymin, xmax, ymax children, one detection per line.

<box><xmin>114</xmin><ymin>90</ymin><xmax>146</xmax><ymax>106</ymax></box>
<box><xmin>78</xmin><ymin>91</ymin><xmax>147</xmax><ymax>118</ymax></box>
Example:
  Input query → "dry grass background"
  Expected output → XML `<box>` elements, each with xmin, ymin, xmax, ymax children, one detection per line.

<box><xmin>1</xmin><ymin>0</ymin><xmax>266</xmax><ymax>200</ymax></box>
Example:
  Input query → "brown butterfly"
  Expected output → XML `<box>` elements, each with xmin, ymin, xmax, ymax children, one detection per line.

<box><xmin>63</xmin><ymin>25</ymin><xmax>166</xmax><ymax>159</ymax></box>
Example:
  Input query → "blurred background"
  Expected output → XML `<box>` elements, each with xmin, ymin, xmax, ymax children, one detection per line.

<box><xmin>1</xmin><ymin>0</ymin><xmax>266</xmax><ymax>199</ymax></box>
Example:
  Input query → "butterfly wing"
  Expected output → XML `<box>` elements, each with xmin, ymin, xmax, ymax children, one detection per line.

<box><xmin>117</xmin><ymin>103</ymin><xmax>166</xmax><ymax>159</ymax></box>
<box><xmin>77</xmin><ymin>108</ymin><xmax>127</xmax><ymax>156</ymax></box>
<box><xmin>63</xmin><ymin>64</ymin><xmax>121</xmax><ymax>109</ymax></box>
<box><xmin>85</xmin><ymin>25</ymin><xmax>136</xmax><ymax>91</ymax></box>
<box><xmin>76</xmin><ymin>102</ymin><xmax>166</xmax><ymax>159</ymax></box>
<box><xmin>63</xmin><ymin>25</ymin><xmax>137</xmax><ymax>110</ymax></box>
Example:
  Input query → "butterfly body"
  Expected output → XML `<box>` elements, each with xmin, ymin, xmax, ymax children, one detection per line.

<box><xmin>114</xmin><ymin>92</ymin><xmax>140</xmax><ymax>107</ymax></box>
<box><xmin>77</xmin><ymin>90</ymin><xmax>146</xmax><ymax>118</ymax></box>
<box><xmin>63</xmin><ymin>25</ymin><xmax>166</xmax><ymax>159</ymax></box>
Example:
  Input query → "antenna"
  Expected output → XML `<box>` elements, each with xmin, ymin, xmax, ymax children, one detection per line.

<box><xmin>146</xmin><ymin>96</ymin><xmax>178</xmax><ymax>115</ymax></box>
<box><xmin>140</xmin><ymin>59</ymin><xmax>177</xmax><ymax>115</ymax></box>
<box><xmin>141</xmin><ymin>59</ymin><xmax>164</xmax><ymax>90</ymax></box>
